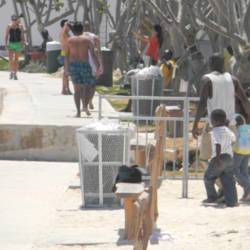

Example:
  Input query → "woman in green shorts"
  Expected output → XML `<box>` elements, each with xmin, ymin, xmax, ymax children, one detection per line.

<box><xmin>5</xmin><ymin>15</ymin><xmax>25</xmax><ymax>80</ymax></box>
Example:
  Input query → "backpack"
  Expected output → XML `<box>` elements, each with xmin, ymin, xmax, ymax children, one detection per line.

<box><xmin>112</xmin><ymin>165</ymin><xmax>143</xmax><ymax>192</ymax></box>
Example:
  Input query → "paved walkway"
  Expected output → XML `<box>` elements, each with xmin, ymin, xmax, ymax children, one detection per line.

<box><xmin>0</xmin><ymin>71</ymin><xmax>116</xmax><ymax>126</ymax></box>
<box><xmin>0</xmin><ymin>161</ymin><xmax>77</xmax><ymax>250</ymax></box>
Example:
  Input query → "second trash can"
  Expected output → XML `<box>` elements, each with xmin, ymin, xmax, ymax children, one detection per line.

<box><xmin>96</xmin><ymin>48</ymin><xmax>113</xmax><ymax>87</ymax></box>
<box><xmin>131</xmin><ymin>66</ymin><xmax>163</xmax><ymax>121</ymax></box>
<box><xmin>46</xmin><ymin>41</ymin><xmax>61</xmax><ymax>73</ymax></box>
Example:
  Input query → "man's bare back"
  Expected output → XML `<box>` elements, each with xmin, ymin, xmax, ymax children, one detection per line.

<box><xmin>67</xmin><ymin>35</ymin><xmax>93</xmax><ymax>63</ymax></box>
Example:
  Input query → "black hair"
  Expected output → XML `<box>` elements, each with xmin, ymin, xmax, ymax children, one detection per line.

<box><xmin>11</xmin><ymin>14</ymin><xmax>18</xmax><ymax>21</ymax></box>
<box><xmin>60</xmin><ymin>19</ymin><xmax>68</xmax><ymax>28</ymax></box>
<box><xmin>153</xmin><ymin>24</ymin><xmax>163</xmax><ymax>48</ymax></box>
<box><xmin>208</xmin><ymin>53</ymin><xmax>224</xmax><ymax>73</ymax></box>
<box><xmin>41</xmin><ymin>29</ymin><xmax>49</xmax><ymax>39</ymax></box>
<box><xmin>227</xmin><ymin>46</ymin><xmax>234</xmax><ymax>56</ymax></box>
<box><xmin>163</xmin><ymin>49</ymin><xmax>173</xmax><ymax>60</ymax></box>
<box><xmin>71</xmin><ymin>21</ymin><xmax>83</xmax><ymax>35</ymax></box>
<box><xmin>211</xmin><ymin>109</ymin><xmax>227</xmax><ymax>125</ymax></box>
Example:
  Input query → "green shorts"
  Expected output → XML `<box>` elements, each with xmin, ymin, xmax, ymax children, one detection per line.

<box><xmin>7</xmin><ymin>42</ymin><xmax>22</xmax><ymax>52</ymax></box>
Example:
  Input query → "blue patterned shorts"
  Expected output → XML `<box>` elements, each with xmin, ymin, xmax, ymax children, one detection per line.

<box><xmin>69</xmin><ymin>62</ymin><xmax>96</xmax><ymax>85</ymax></box>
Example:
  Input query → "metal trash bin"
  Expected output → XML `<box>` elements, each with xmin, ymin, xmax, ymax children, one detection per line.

<box><xmin>131</xmin><ymin>74</ymin><xmax>163</xmax><ymax>121</ymax></box>
<box><xmin>96</xmin><ymin>48</ymin><xmax>113</xmax><ymax>86</ymax></box>
<box><xmin>46</xmin><ymin>41</ymin><xmax>61</xmax><ymax>73</ymax></box>
<box><xmin>76</xmin><ymin>121</ymin><xmax>130</xmax><ymax>207</ymax></box>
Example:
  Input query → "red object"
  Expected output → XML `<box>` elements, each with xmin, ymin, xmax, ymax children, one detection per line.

<box><xmin>146</xmin><ymin>35</ymin><xmax>159</xmax><ymax>62</ymax></box>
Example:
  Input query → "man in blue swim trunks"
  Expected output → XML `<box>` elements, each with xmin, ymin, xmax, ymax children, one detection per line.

<box><xmin>64</xmin><ymin>22</ymin><xmax>100</xmax><ymax>117</ymax></box>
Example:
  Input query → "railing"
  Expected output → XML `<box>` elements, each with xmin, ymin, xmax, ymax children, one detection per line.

<box><xmin>98</xmin><ymin>95</ymin><xmax>208</xmax><ymax>198</ymax></box>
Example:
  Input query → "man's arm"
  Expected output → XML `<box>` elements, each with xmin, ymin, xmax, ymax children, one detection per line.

<box><xmin>64</xmin><ymin>39</ymin><xmax>70</xmax><ymax>76</ymax></box>
<box><xmin>132</xmin><ymin>31</ymin><xmax>149</xmax><ymax>44</ymax></box>
<box><xmin>60</xmin><ymin>23</ymin><xmax>69</xmax><ymax>50</ymax></box>
<box><xmin>192</xmin><ymin>76</ymin><xmax>211</xmax><ymax>139</ymax></box>
<box><xmin>215</xmin><ymin>143</ymin><xmax>223</xmax><ymax>169</ymax></box>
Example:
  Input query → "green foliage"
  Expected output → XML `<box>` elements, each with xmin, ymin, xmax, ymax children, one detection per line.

<box><xmin>0</xmin><ymin>59</ymin><xmax>8</xmax><ymax>71</ymax></box>
<box><xmin>96</xmin><ymin>0</ymin><xmax>110</xmax><ymax>14</ymax></box>
<box><xmin>52</xmin><ymin>0</ymin><xmax>64</xmax><ymax>11</ymax></box>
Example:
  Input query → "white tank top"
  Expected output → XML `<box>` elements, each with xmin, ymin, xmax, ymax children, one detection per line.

<box><xmin>205</xmin><ymin>71</ymin><xmax>235</xmax><ymax>125</ymax></box>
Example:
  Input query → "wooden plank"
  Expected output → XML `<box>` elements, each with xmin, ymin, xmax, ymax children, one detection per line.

<box><xmin>124</xmin><ymin>197</ymin><xmax>136</xmax><ymax>240</ymax></box>
<box><xmin>134</xmin><ymin>189</ymin><xmax>152</xmax><ymax>250</ymax></box>
<box><xmin>115</xmin><ymin>183</ymin><xmax>145</xmax><ymax>199</ymax></box>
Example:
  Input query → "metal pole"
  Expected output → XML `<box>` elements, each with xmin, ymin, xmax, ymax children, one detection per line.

<box><xmin>98</xmin><ymin>95</ymin><xmax>102</xmax><ymax>120</ymax></box>
<box><xmin>182</xmin><ymin>97</ymin><xmax>189</xmax><ymax>198</ymax></box>
<box><xmin>98</xmin><ymin>132</ymin><xmax>104</xmax><ymax>205</ymax></box>
<box><xmin>77</xmin><ymin>132</ymin><xmax>85</xmax><ymax>207</ymax></box>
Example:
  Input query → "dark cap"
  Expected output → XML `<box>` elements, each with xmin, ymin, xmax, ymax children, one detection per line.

<box><xmin>11</xmin><ymin>14</ymin><xmax>18</xmax><ymax>21</ymax></box>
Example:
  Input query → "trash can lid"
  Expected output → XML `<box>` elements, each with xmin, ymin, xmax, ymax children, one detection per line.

<box><xmin>76</xmin><ymin>119</ymin><xmax>129</xmax><ymax>133</ymax></box>
<box><xmin>46</xmin><ymin>41</ymin><xmax>61</xmax><ymax>51</ymax></box>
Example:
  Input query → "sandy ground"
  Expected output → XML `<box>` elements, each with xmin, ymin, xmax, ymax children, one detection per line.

<box><xmin>33</xmin><ymin>179</ymin><xmax>250</xmax><ymax>250</ymax></box>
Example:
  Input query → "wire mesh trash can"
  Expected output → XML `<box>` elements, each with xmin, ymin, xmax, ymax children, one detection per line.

<box><xmin>131</xmin><ymin>74</ymin><xmax>163</xmax><ymax>122</ymax></box>
<box><xmin>76</xmin><ymin>121</ymin><xmax>130</xmax><ymax>207</ymax></box>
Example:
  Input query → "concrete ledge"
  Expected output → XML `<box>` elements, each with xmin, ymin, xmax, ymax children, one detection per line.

<box><xmin>0</xmin><ymin>88</ymin><xmax>6</xmax><ymax>115</ymax></box>
<box><xmin>0</xmin><ymin>124</ymin><xmax>79</xmax><ymax>161</ymax></box>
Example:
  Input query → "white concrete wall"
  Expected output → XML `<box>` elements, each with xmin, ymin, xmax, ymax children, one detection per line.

<box><xmin>0</xmin><ymin>1</ymin><xmax>116</xmax><ymax>46</ymax></box>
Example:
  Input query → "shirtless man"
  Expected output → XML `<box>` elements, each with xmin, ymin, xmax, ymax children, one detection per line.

<box><xmin>83</xmin><ymin>21</ymin><xmax>103</xmax><ymax>110</ymax></box>
<box><xmin>64</xmin><ymin>22</ymin><xmax>100</xmax><ymax>117</ymax></box>
<box><xmin>60</xmin><ymin>19</ymin><xmax>72</xmax><ymax>95</ymax></box>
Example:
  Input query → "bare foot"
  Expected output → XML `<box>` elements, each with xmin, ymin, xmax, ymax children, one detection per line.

<box><xmin>75</xmin><ymin>112</ymin><xmax>81</xmax><ymax>118</ymax></box>
<box><xmin>66</xmin><ymin>89</ymin><xmax>73</xmax><ymax>95</ymax></box>
<box><xmin>89</xmin><ymin>101</ymin><xmax>94</xmax><ymax>110</ymax></box>
<box><xmin>85</xmin><ymin>109</ymin><xmax>91</xmax><ymax>116</ymax></box>
<box><xmin>83</xmin><ymin>108</ymin><xmax>91</xmax><ymax>116</ymax></box>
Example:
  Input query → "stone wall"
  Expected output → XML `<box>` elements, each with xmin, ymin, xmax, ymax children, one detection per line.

<box><xmin>0</xmin><ymin>124</ymin><xmax>79</xmax><ymax>162</ymax></box>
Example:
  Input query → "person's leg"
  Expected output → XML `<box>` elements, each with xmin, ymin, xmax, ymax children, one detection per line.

<box><xmin>62</xmin><ymin>60</ymin><xmax>72</xmax><ymax>95</ymax></box>
<box><xmin>73</xmin><ymin>84</ymin><xmax>81</xmax><ymax>117</ymax></box>
<box><xmin>82</xmin><ymin>85</ymin><xmax>91</xmax><ymax>116</ymax></box>
<box><xmin>13</xmin><ymin>52</ymin><xmax>20</xmax><ymax>79</ymax></box>
<box><xmin>8</xmin><ymin>50</ymin><xmax>14</xmax><ymax>78</ymax></box>
<box><xmin>88</xmin><ymin>85</ymin><xmax>96</xmax><ymax>109</ymax></box>
<box><xmin>221</xmin><ymin>154</ymin><xmax>238</xmax><ymax>207</ymax></box>
<box><xmin>233</xmin><ymin>154</ymin><xmax>250</xmax><ymax>198</ymax></box>
<box><xmin>220</xmin><ymin>172</ymin><xmax>238</xmax><ymax>206</ymax></box>
<box><xmin>203</xmin><ymin>159</ymin><xmax>222</xmax><ymax>202</ymax></box>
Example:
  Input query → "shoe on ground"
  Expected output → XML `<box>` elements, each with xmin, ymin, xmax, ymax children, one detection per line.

<box><xmin>227</xmin><ymin>202</ymin><xmax>239</xmax><ymax>207</ymax></box>
<box><xmin>13</xmin><ymin>73</ymin><xmax>18</xmax><ymax>80</ymax></box>
<box><xmin>202</xmin><ymin>198</ymin><xmax>217</xmax><ymax>204</ymax></box>
<box><xmin>9</xmin><ymin>72</ymin><xmax>13</xmax><ymax>79</ymax></box>
<box><xmin>216</xmin><ymin>196</ymin><xmax>225</xmax><ymax>204</ymax></box>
